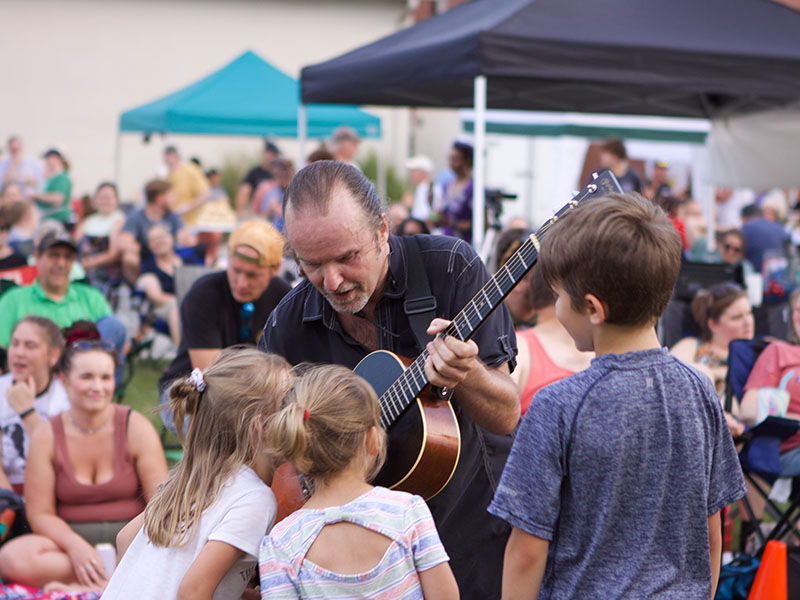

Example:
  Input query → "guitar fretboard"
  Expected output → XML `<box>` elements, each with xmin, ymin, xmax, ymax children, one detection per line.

<box><xmin>379</xmin><ymin>174</ymin><xmax>617</xmax><ymax>430</ymax></box>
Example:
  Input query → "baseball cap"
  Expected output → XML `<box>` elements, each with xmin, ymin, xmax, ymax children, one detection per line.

<box><xmin>37</xmin><ymin>231</ymin><xmax>77</xmax><ymax>254</ymax></box>
<box><xmin>228</xmin><ymin>221</ymin><xmax>284</xmax><ymax>268</ymax></box>
<box><xmin>42</xmin><ymin>148</ymin><xmax>64</xmax><ymax>160</ymax></box>
<box><xmin>405</xmin><ymin>155</ymin><xmax>434</xmax><ymax>174</ymax></box>
<box><xmin>654</xmin><ymin>160</ymin><xmax>669</xmax><ymax>169</ymax></box>
<box><xmin>264</xmin><ymin>140</ymin><xmax>281</xmax><ymax>155</ymax></box>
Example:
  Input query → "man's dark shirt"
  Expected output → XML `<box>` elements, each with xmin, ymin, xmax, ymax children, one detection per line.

<box><xmin>243</xmin><ymin>166</ymin><xmax>273</xmax><ymax>191</ymax></box>
<box><xmin>259</xmin><ymin>234</ymin><xmax>517</xmax><ymax>599</ymax></box>
<box><xmin>617</xmin><ymin>168</ymin><xmax>645</xmax><ymax>194</ymax></box>
<box><xmin>159</xmin><ymin>270</ymin><xmax>291</xmax><ymax>391</ymax></box>
<box><xmin>742</xmin><ymin>217</ymin><xmax>788</xmax><ymax>273</ymax></box>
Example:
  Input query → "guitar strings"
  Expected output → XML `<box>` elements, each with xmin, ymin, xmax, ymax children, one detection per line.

<box><xmin>446</xmin><ymin>194</ymin><xmax>585</xmax><ymax>340</ymax></box>
<box><xmin>379</xmin><ymin>188</ymin><xmax>594</xmax><ymax>423</ymax></box>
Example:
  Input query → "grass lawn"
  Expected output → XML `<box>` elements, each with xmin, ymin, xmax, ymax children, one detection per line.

<box><xmin>119</xmin><ymin>358</ymin><xmax>181</xmax><ymax>451</ymax></box>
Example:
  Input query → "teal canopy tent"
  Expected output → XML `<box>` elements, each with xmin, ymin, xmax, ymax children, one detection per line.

<box><xmin>119</xmin><ymin>50</ymin><xmax>381</xmax><ymax>138</ymax></box>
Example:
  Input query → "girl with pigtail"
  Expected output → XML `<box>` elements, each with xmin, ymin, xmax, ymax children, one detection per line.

<box><xmin>102</xmin><ymin>347</ymin><xmax>291</xmax><ymax>600</ymax></box>
<box><xmin>258</xmin><ymin>364</ymin><xmax>459</xmax><ymax>600</ymax></box>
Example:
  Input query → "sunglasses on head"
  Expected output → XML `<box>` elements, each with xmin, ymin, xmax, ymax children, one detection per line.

<box><xmin>710</xmin><ymin>282</ymin><xmax>743</xmax><ymax>299</ymax></box>
<box><xmin>71</xmin><ymin>339</ymin><xmax>116</xmax><ymax>353</ymax></box>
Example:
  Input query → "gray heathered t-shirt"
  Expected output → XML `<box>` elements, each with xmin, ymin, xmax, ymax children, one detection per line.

<box><xmin>489</xmin><ymin>348</ymin><xmax>746</xmax><ymax>599</ymax></box>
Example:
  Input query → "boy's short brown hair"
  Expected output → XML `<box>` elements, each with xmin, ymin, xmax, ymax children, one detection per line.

<box><xmin>539</xmin><ymin>193</ymin><xmax>681</xmax><ymax>326</ymax></box>
<box><xmin>144</xmin><ymin>179</ymin><xmax>171</xmax><ymax>204</ymax></box>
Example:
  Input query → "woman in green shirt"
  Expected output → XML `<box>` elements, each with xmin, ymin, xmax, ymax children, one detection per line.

<box><xmin>31</xmin><ymin>149</ymin><xmax>72</xmax><ymax>224</ymax></box>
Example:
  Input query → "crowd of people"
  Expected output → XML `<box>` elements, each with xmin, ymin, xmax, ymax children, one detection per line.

<box><xmin>0</xmin><ymin>126</ymin><xmax>796</xmax><ymax>600</ymax></box>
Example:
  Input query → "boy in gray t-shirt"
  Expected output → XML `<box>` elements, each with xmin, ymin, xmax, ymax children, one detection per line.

<box><xmin>489</xmin><ymin>194</ymin><xmax>746</xmax><ymax>599</ymax></box>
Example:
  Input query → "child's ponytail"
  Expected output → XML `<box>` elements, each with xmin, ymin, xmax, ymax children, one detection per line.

<box><xmin>167</xmin><ymin>378</ymin><xmax>203</xmax><ymax>443</ymax></box>
<box><xmin>269</xmin><ymin>401</ymin><xmax>312</xmax><ymax>475</ymax></box>
<box><xmin>691</xmin><ymin>289</ymin><xmax>714</xmax><ymax>341</ymax></box>
<box><xmin>268</xmin><ymin>364</ymin><xmax>386</xmax><ymax>484</ymax></box>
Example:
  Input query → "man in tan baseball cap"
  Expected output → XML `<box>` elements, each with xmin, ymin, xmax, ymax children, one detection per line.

<box><xmin>228</xmin><ymin>220</ymin><xmax>284</xmax><ymax>272</ymax></box>
<box><xmin>158</xmin><ymin>220</ymin><xmax>291</xmax><ymax>432</ymax></box>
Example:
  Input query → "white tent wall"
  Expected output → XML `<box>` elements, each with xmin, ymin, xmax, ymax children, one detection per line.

<box><xmin>707</xmin><ymin>107</ymin><xmax>800</xmax><ymax>189</ymax></box>
<box><xmin>477</xmin><ymin>133</ymin><xmax>704</xmax><ymax>230</ymax></box>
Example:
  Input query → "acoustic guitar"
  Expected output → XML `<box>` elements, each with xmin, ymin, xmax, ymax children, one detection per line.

<box><xmin>357</xmin><ymin>170</ymin><xmax>623</xmax><ymax>500</ymax></box>
<box><xmin>273</xmin><ymin>170</ymin><xmax>622</xmax><ymax>517</ymax></box>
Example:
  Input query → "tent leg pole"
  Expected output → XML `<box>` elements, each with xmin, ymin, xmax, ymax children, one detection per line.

<box><xmin>473</xmin><ymin>75</ymin><xmax>487</xmax><ymax>253</ymax></box>
<box><xmin>298</xmin><ymin>104</ymin><xmax>307</xmax><ymax>168</ymax></box>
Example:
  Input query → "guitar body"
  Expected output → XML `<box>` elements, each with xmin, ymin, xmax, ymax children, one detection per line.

<box><xmin>272</xmin><ymin>462</ymin><xmax>306</xmax><ymax>523</ymax></box>
<box><xmin>354</xmin><ymin>350</ymin><xmax>461</xmax><ymax>500</ymax></box>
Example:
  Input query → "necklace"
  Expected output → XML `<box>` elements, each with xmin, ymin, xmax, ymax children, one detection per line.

<box><xmin>68</xmin><ymin>408</ymin><xmax>112</xmax><ymax>435</ymax></box>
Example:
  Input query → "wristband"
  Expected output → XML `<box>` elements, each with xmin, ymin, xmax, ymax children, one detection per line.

<box><xmin>18</xmin><ymin>407</ymin><xmax>35</xmax><ymax>420</ymax></box>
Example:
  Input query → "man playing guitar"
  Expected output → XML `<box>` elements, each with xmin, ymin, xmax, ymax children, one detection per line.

<box><xmin>259</xmin><ymin>160</ymin><xmax>519</xmax><ymax>599</ymax></box>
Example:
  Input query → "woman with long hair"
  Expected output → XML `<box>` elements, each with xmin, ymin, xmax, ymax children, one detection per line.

<box><xmin>0</xmin><ymin>316</ymin><xmax>67</xmax><ymax>494</ymax></box>
<box><xmin>671</xmin><ymin>282</ymin><xmax>755</xmax><ymax>435</ymax></box>
<box><xmin>73</xmin><ymin>182</ymin><xmax>125</xmax><ymax>288</ymax></box>
<box><xmin>0</xmin><ymin>330</ymin><xmax>167</xmax><ymax>589</ymax></box>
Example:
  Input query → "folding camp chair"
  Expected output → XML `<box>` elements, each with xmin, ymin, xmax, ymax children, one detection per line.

<box><xmin>725</xmin><ymin>337</ymin><xmax>800</xmax><ymax>557</ymax></box>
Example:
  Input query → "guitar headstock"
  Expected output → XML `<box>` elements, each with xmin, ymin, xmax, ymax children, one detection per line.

<box><xmin>550</xmin><ymin>169</ymin><xmax>623</xmax><ymax>224</ymax></box>
<box><xmin>590</xmin><ymin>169</ymin><xmax>624</xmax><ymax>197</ymax></box>
<box><xmin>573</xmin><ymin>169</ymin><xmax>624</xmax><ymax>205</ymax></box>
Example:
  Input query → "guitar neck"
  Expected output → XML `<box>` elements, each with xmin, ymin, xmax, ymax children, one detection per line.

<box><xmin>379</xmin><ymin>233</ymin><xmax>541</xmax><ymax>429</ymax></box>
<box><xmin>379</xmin><ymin>171</ymin><xmax>621</xmax><ymax>430</ymax></box>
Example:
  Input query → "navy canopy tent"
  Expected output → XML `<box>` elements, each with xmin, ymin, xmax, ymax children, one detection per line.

<box><xmin>301</xmin><ymin>0</ymin><xmax>800</xmax><ymax>118</ymax></box>
<box><xmin>120</xmin><ymin>50</ymin><xmax>380</xmax><ymax>138</ymax></box>
<box><xmin>300</xmin><ymin>0</ymin><xmax>800</xmax><ymax>247</ymax></box>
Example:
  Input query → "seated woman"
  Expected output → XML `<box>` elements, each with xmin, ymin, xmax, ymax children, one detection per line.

<box><xmin>670</xmin><ymin>282</ymin><xmax>755</xmax><ymax>436</ymax></box>
<box><xmin>0</xmin><ymin>331</ymin><xmax>168</xmax><ymax>590</ymax></box>
<box><xmin>741</xmin><ymin>288</ymin><xmax>800</xmax><ymax>474</ymax></box>
<box><xmin>73</xmin><ymin>182</ymin><xmax>125</xmax><ymax>291</ymax></box>
<box><xmin>1</xmin><ymin>317</ymin><xmax>68</xmax><ymax>495</ymax></box>
<box><xmin>0</xmin><ymin>205</ymin><xmax>28</xmax><ymax>271</ymax></box>
<box><xmin>513</xmin><ymin>267</ymin><xmax>594</xmax><ymax>415</ymax></box>
<box><xmin>137</xmin><ymin>224</ymin><xmax>202</xmax><ymax>347</ymax></box>
<box><xmin>1</xmin><ymin>182</ymin><xmax>38</xmax><ymax>257</ymax></box>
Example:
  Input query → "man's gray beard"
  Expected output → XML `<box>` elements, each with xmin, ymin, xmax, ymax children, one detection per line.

<box><xmin>323</xmin><ymin>290</ymin><xmax>369</xmax><ymax>315</ymax></box>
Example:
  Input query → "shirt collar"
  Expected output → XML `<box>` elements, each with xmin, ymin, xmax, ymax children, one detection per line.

<box><xmin>32</xmin><ymin>280</ymin><xmax>77</xmax><ymax>304</ymax></box>
<box><xmin>299</xmin><ymin>236</ymin><xmax>408</xmax><ymax>330</ymax></box>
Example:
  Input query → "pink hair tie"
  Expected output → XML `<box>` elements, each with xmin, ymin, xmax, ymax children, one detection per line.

<box><xmin>303</xmin><ymin>409</ymin><xmax>310</xmax><ymax>421</ymax></box>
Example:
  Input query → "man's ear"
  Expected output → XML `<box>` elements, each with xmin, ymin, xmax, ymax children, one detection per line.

<box><xmin>379</xmin><ymin>214</ymin><xmax>390</xmax><ymax>243</ymax></box>
<box><xmin>584</xmin><ymin>293</ymin><xmax>608</xmax><ymax>326</ymax></box>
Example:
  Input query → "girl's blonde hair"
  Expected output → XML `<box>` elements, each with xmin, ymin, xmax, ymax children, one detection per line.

<box><xmin>145</xmin><ymin>347</ymin><xmax>290</xmax><ymax>547</ymax></box>
<box><xmin>268</xmin><ymin>364</ymin><xmax>386</xmax><ymax>484</ymax></box>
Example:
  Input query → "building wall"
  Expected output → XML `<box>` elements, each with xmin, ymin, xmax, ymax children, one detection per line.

<box><xmin>0</xmin><ymin>0</ymin><xmax>409</xmax><ymax>200</ymax></box>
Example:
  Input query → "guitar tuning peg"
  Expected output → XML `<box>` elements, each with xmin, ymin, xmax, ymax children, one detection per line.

<box><xmin>588</xmin><ymin>184</ymin><xmax>597</xmax><ymax>193</ymax></box>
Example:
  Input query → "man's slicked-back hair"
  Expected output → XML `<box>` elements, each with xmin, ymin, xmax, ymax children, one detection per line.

<box><xmin>283</xmin><ymin>160</ymin><xmax>385</xmax><ymax>233</ymax></box>
<box><xmin>539</xmin><ymin>193</ymin><xmax>682</xmax><ymax>326</ymax></box>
